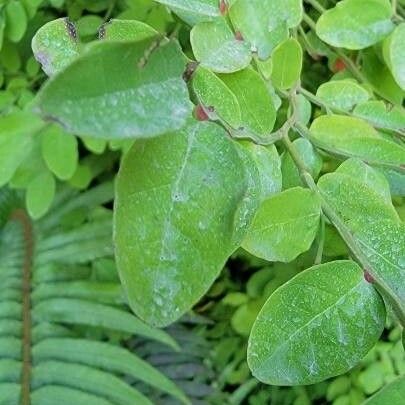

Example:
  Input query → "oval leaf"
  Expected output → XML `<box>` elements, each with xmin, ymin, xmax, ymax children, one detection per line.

<box><xmin>190</xmin><ymin>19</ymin><xmax>252</xmax><ymax>73</ymax></box>
<box><xmin>34</xmin><ymin>39</ymin><xmax>192</xmax><ymax>139</ymax></box>
<box><xmin>242</xmin><ymin>187</ymin><xmax>321</xmax><ymax>262</ymax></box>
<box><xmin>114</xmin><ymin>120</ymin><xmax>256</xmax><ymax>327</ymax></box>
<box><xmin>316</xmin><ymin>0</ymin><xmax>394</xmax><ymax>49</ymax></box>
<box><xmin>383</xmin><ymin>23</ymin><xmax>405</xmax><ymax>90</ymax></box>
<box><xmin>248</xmin><ymin>261</ymin><xmax>386</xmax><ymax>385</ymax></box>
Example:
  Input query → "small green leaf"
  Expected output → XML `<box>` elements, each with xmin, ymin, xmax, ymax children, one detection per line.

<box><xmin>32</xmin><ymin>18</ymin><xmax>80</xmax><ymax>77</ymax></box>
<box><xmin>41</xmin><ymin>125</ymin><xmax>78</xmax><ymax>180</ymax></box>
<box><xmin>240</xmin><ymin>142</ymin><xmax>282</xmax><ymax>201</ymax></box>
<box><xmin>242</xmin><ymin>187</ymin><xmax>321</xmax><ymax>262</ymax></box>
<box><xmin>365</xmin><ymin>375</ymin><xmax>405</xmax><ymax>404</ymax></box>
<box><xmin>383</xmin><ymin>23</ymin><xmax>405</xmax><ymax>90</ymax></box>
<box><xmin>282</xmin><ymin>138</ymin><xmax>323</xmax><ymax>189</ymax></box>
<box><xmin>192</xmin><ymin>66</ymin><xmax>242</xmax><ymax>127</ymax></box>
<box><xmin>316</xmin><ymin>80</ymin><xmax>370</xmax><ymax>111</ymax></box>
<box><xmin>309</xmin><ymin>115</ymin><xmax>405</xmax><ymax>166</ymax></box>
<box><xmin>270</xmin><ymin>38</ymin><xmax>302</xmax><ymax>90</ymax></box>
<box><xmin>316</xmin><ymin>0</ymin><xmax>394</xmax><ymax>50</ymax></box>
<box><xmin>248</xmin><ymin>261</ymin><xmax>386</xmax><ymax>385</ymax></box>
<box><xmin>220</xmin><ymin>68</ymin><xmax>276</xmax><ymax>138</ymax></box>
<box><xmin>0</xmin><ymin>111</ymin><xmax>44</xmax><ymax>187</ymax></box>
<box><xmin>34</xmin><ymin>39</ymin><xmax>193</xmax><ymax>139</ymax></box>
<box><xmin>114</xmin><ymin>120</ymin><xmax>256</xmax><ymax>326</ymax></box>
<box><xmin>26</xmin><ymin>171</ymin><xmax>56</xmax><ymax>219</ymax></box>
<box><xmin>353</xmin><ymin>100</ymin><xmax>405</xmax><ymax>132</ymax></box>
<box><xmin>5</xmin><ymin>1</ymin><xmax>27</xmax><ymax>43</ymax></box>
<box><xmin>154</xmin><ymin>0</ymin><xmax>220</xmax><ymax>23</ymax></box>
<box><xmin>228</xmin><ymin>0</ymin><xmax>293</xmax><ymax>59</ymax></box>
<box><xmin>190</xmin><ymin>20</ymin><xmax>252</xmax><ymax>73</ymax></box>
<box><xmin>99</xmin><ymin>19</ymin><xmax>158</xmax><ymax>41</ymax></box>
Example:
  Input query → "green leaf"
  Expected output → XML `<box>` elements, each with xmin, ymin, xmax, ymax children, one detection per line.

<box><xmin>316</xmin><ymin>0</ymin><xmax>394</xmax><ymax>50</ymax></box>
<box><xmin>282</xmin><ymin>138</ymin><xmax>323</xmax><ymax>189</ymax></box>
<box><xmin>0</xmin><ymin>111</ymin><xmax>44</xmax><ymax>186</ymax></box>
<box><xmin>32</xmin><ymin>361</ymin><xmax>152</xmax><ymax>405</ymax></box>
<box><xmin>192</xmin><ymin>66</ymin><xmax>242</xmax><ymax>127</ymax></box>
<box><xmin>309</xmin><ymin>115</ymin><xmax>405</xmax><ymax>166</ymax></box>
<box><xmin>336</xmin><ymin>158</ymin><xmax>392</xmax><ymax>203</ymax></box>
<box><xmin>34</xmin><ymin>39</ymin><xmax>193</xmax><ymax>139</ymax></box>
<box><xmin>31</xmin><ymin>386</ymin><xmax>114</xmax><ymax>405</ymax></box>
<box><xmin>32</xmin><ymin>18</ymin><xmax>80</xmax><ymax>77</ymax></box>
<box><xmin>26</xmin><ymin>171</ymin><xmax>56</xmax><ymax>220</ymax></box>
<box><xmin>32</xmin><ymin>298</ymin><xmax>179</xmax><ymax>349</ymax></box>
<box><xmin>154</xmin><ymin>0</ymin><xmax>220</xmax><ymax>23</ymax></box>
<box><xmin>99</xmin><ymin>19</ymin><xmax>158</xmax><ymax>41</ymax></box>
<box><xmin>248</xmin><ymin>261</ymin><xmax>386</xmax><ymax>385</ymax></box>
<box><xmin>316</xmin><ymin>80</ymin><xmax>370</xmax><ymax>111</ymax></box>
<box><xmin>242</xmin><ymin>187</ymin><xmax>321</xmax><ymax>262</ymax></box>
<box><xmin>365</xmin><ymin>375</ymin><xmax>405</xmax><ymax>404</ymax></box>
<box><xmin>318</xmin><ymin>172</ymin><xmax>405</xmax><ymax>304</ymax></box>
<box><xmin>228</xmin><ymin>0</ymin><xmax>293</xmax><ymax>59</ymax></box>
<box><xmin>5</xmin><ymin>1</ymin><xmax>27</xmax><ymax>43</ymax></box>
<box><xmin>220</xmin><ymin>68</ymin><xmax>276</xmax><ymax>138</ymax></box>
<box><xmin>270</xmin><ymin>38</ymin><xmax>302</xmax><ymax>90</ymax></box>
<box><xmin>41</xmin><ymin>125</ymin><xmax>78</xmax><ymax>180</ymax></box>
<box><xmin>353</xmin><ymin>101</ymin><xmax>405</xmax><ymax>132</ymax></box>
<box><xmin>383</xmin><ymin>23</ymin><xmax>405</xmax><ymax>90</ymax></box>
<box><xmin>114</xmin><ymin>120</ymin><xmax>255</xmax><ymax>327</ymax></box>
<box><xmin>0</xmin><ymin>383</ymin><xmax>20</xmax><ymax>405</ymax></box>
<box><xmin>240</xmin><ymin>142</ymin><xmax>282</xmax><ymax>201</ymax></box>
<box><xmin>190</xmin><ymin>20</ymin><xmax>251</xmax><ymax>73</ymax></box>
<box><xmin>33</xmin><ymin>339</ymin><xmax>189</xmax><ymax>404</ymax></box>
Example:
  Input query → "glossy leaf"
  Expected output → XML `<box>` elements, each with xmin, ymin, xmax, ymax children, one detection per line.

<box><xmin>228</xmin><ymin>0</ymin><xmax>294</xmax><ymax>59</ymax></box>
<box><xmin>309</xmin><ymin>115</ymin><xmax>405</xmax><ymax>166</ymax></box>
<box><xmin>190</xmin><ymin>20</ymin><xmax>251</xmax><ymax>73</ymax></box>
<box><xmin>32</xmin><ymin>18</ymin><xmax>80</xmax><ymax>77</ymax></box>
<box><xmin>220</xmin><ymin>68</ymin><xmax>276</xmax><ymax>138</ymax></box>
<box><xmin>34</xmin><ymin>39</ymin><xmax>192</xmax><ymax>139</ymax></box>
<box><xmin>242</xmin><ymin>187</ymin><xmax>321</xmax><ymax>262</ymax></box>
<box><xmin>318</xmin><ymin>172</ymin><xmax>405</xmax><ymax>305</ymax></box>
<box><xmin>41</xmin><ymin>125</ymin><xmax>78</xmax><ymax>180</ymax></box>
<box><xmin>316</xmin><ymin>0</ymin><xmax>394</xmax><ymax>50</ymax></box>
<box><xmin>316</xmin><ymin>80</ymin><xmax>370</xmax><ymax>111</ymax></box>
<box><xmin>270</xmin><ymin>38</ymin><xmax>302</xmax><ymax>90</ymax></box>
<box><xmin>114</xmin><ymin>120</ymin><xmax>257</xmax><ymax>327</ymax></box>
<box><xmin>248</xmin><ymin>261</ymin><xmax>386</xmax><ymax>385</ymax></box>
<box><xmin>192</xmin><ymin>66</ymin><xmax>241</xmax><ymax>127</ymax></box>
<box><xmin>383</xmin><ymin>23</ymin><xmax>405</xmax><ymax>90</ymax></box>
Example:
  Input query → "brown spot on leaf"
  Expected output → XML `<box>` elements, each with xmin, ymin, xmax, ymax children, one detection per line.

<box><xmin>195</xmin><ymin>105</ymin><xmax>209</xmax><ymax>121</ymax></box>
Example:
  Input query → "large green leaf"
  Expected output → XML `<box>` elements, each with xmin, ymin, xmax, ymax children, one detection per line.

<box><xmin>316</xmin><ymin>80</ymin><xmax>370</xmax><ymax>111</ymax></box>
<box><xmin>318</xmin><ymin>172</ymin><xmax>405</xmax><ymax>305</ymax></box>
<box><xmin>114</xmin><ymin>120</ymin><xmax>256</xmax><ymax>327</ymax></box>
<box><xmin>316</xmin><ymin>0</ymin><xmax>394</xmax><ymax>49</ymax></box>
<box><xmin>242</xmin><ymin>187</ymin><xmax>321</xmax><ymax>262</ymax></box>
<box><xmin>228</xmin><ymin>0</ymin><xmax>302</xmax><ymax>59</ymax></box>
<box><xmin>220</xmin><ymin>68</ymin><xmax>276</xmax><ymax>138</ymax></box>
<box><xmin>271</xmin><ymin>38</ymin><xmax>302</xmax><ymax>90</ymax></box>
<box><xmin>309</xmin><ymin>115</ymin><xmax>405</xmax><ymax>166</ymax></box>
<box><xmin>365</xmin><ymin>375</ymin><xmax>405</xmax><ymax>404</ymax></box>
<box><xmin>248</xmin><ymin>261</ymin><xmax>386</xmax><ymax>385</ymax></box>
<box><xmin>190</xmin><ymin>19</ymin><xmax>251</xmax><ymax>73</ymax></box>
<box><xmin>34</xmin><ymin>39</ymin><xmax>192</xmax><ymax>139</ymax></box>
<box><xmin>383</xmin><ymin>23</ymin><xmax>405</xmax><ymax>90</ymax></box>
<box><xmin>32</xmin><ymin>18</ymin><xmax>80</xmax><ymax>77</ymax></box>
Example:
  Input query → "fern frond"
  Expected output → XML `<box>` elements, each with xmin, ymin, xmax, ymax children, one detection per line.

<box><xmin>0</xmin><ymin>184</ymin><xmax>189</xmax><ymax>404</ymax></box>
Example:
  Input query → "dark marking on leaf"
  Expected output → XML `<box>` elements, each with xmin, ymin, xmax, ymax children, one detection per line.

<box><xmin>64</xmin><ymin>18</ymin><xmax>77</xmax><ymax>40</ymax></box>
<box><xmin>137</xmin><ymin>35</ymin><xmax>166</xmax><ymax>68</ymax></box>
<box><xmin>195</xmin><ymin>105</ymin><xmax>209</xmax><ymax>121</ymax></box>
<box><xmin>183</xmin><ymin>61</ymin><xmax>199</xmax><ymax>82</ymax></box>
<box><xmin>364</xmin><ymin>271</ymin><xmax>374</xmax><ymax>283</ymax></box>
<box><xmin>234</xmin><ymin>31</ymin><xmax>244</xmax><ymax>41</ymax></box>
<box><xmin>219</xmin><ymin>0</ymin><xmax>228</xmax><ymax>15</ymax></box>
